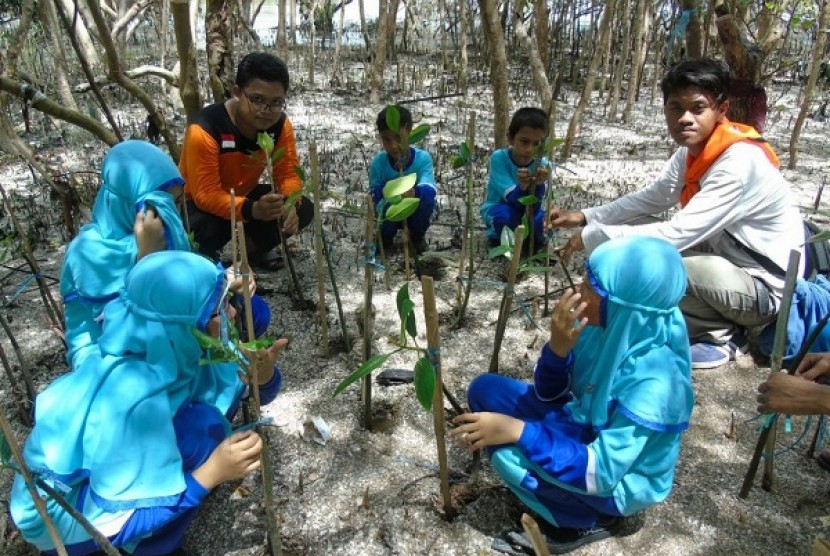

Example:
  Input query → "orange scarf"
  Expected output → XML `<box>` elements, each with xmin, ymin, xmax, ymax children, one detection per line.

<box><xmin>680</xmin><ymin>118</ymin><xmax>779</xmax><ymax>207</ymax></box>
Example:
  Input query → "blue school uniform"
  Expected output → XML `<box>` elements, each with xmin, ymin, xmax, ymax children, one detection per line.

<box><xmin>480</xmin><ymin>148</ymin><xmax>546</xmax><ymax>244</ymax></box>
<box><xmin>369</xmin><ymin>147</ymin><xmax>436</xmax><ymax>242</ymax></box>
<box><xmin>60</xmin><ymin>141</ymin><xmax>190</xmax><ymax>370</ymax></box>
<box><xmin>11</xmin><ymin>252</ymin><xmax>279</xmax><ymax>555</ymax></box>
<box><xmin>469</xmin><ymin>237</ymin><xmax>693</xmax><ymax>528</ymax></box>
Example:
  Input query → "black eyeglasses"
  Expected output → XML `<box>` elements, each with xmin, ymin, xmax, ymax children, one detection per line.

<box><xmin>242</xmin><ymin>91</ymin><xmax>287</xmax><ymax>113</ymax></box>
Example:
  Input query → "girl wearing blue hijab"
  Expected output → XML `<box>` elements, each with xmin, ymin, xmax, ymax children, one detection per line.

<box><xmin>450</xmin><ymin>236</ymin><xmax>694</xmax><ymax>554</ymax></box>
<box><xmin>11</xmin><ymin>251</ymin><xmax>280</xmax><ymax>555</ymax></box>
<box><xmin>60</xmin><ymin>140</ymin><xmax>191</xmax><ymax>369</ymax></box>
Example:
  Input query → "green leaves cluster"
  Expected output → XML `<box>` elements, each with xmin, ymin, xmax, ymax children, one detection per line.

<box><xmin>384</xmin><ymin>105</ymin><xmax>431</xmax><ymax>145</ymax></box>
<box><xmin>333</xmin><ymin>284</ymin><xmax>436</xmax><ymax>411</ymax></box>
<box><xmin>192</xmin><ymin>326</ymin><xmax>274</xmax><ymax>375</ymax></box>
<box><xmin>450</xmin><ymin>141</ymin><xmax>472</xmax><ymax>169</ymax></box>
<box><xmin>382</xmin><ymin>173</ymin><xmax>420</xmax><ymax>222</ymax></box>
<box><xmin>255</xmin><ymin>132</ymin><xmax>286</xmax><ymax>165</ymax></box>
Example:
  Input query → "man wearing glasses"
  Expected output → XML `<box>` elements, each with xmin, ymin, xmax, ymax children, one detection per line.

<box><xmin>180</xmin><ymin>52</ymin><xmax>312</xmax><ymax>270</ymax></box>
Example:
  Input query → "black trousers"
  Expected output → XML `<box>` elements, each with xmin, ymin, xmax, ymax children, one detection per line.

<box><xmin>187</xmin><ymin>184</ymin><xmax>314</xmax><ymax>261</ymax></box>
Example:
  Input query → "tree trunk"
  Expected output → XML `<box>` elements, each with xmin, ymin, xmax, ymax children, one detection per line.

<box><xmin>39</xmin><ymin>0</ymin><xmax>79</xmax><ymax>111</ymax></box>
<box><xmin>358</xmin><ymin>0</ymin><xmax>371</xmax><ymax>50</ymax></box>
<box><xmin>438</xmin><ymin>0</ymin><xmax>448</xmax><ymax>70</ymax></box>
<box><xmin>54</xmin><ymin>0</ymin><xmax>101</xmax><ymax>69</ymax></box>
<box><xmin>308</xmin><ymin>0</ymin><xmax>317</xmax><ymax>85</ymax></box>
<box><xmin>788</xmin><ymin>0</ymin><xmax>830</xmax><ymax>169</ymax></box>
<box><xmin>608</xmin><ymin>0</ymin><xmax>631</xmax><ymax>121</ymax></box>
<box><xmin>622</xmin><ymin>0</ymin><xmax>648</xmax><ymax>123</ymax></box>
<box><xmin>172</xmin><ymin>0</ymin><xmax>204</xmax><ymax>123</ymax></box>
<box><xmin>331</xmin><ymin>0</ymin><xmax>346</xmax><ymax>85</ymax></box>
<box><xmin>563</xmin><ymin>0</ymin><xmax>617</xmax><ymax>158</ymax></box>
<box><xmin>206</xmin><ymin>0</ymin><xmax>235</xmax><ymax>102</ymax></box>
<box><xmin>511</xmin><ymin>0</ymin><xmax>552</xmax><ymax>113</ymax></box>
<box><xmin>458</xmin><ymin>0</ymin><xmax>469</xmax><ymax>93</ymax></box>
<box><xmin>279</xmin><ymin>0</ymin><xmax>288</xmax><ymax>58</ymax></box>
<box><xmin>715</xmin><ymin>2</ymin><xmax>790</xmax><ymax>133</ymax></box>
<box><xmin>290</xmin><ymin>0</ymin><xmax>296</xmax><ymax>45</ymax></box>
<box><xmin>370</xmin><ymin>0</ymin><xmax>390</xmax><ymax>103</ymax></box>
<box><xmin>160</xmin><ymin>0</ymin><xmax>170</xmax><ymax>92</ymax></box>
<box><xmin>478</xmin><ymin>0</ymin><xmax>509</xmax><ymax>148</ymax></box>
<box><xmin>682</xmin><ymin>0</ymin><xmax>702</xmax><ymax>58</ymax></box>
<box><xmin>534</xmin><ymin>0</ymin><xmax>549</xmax><ymax>70</ymax></box>
<box><xmin>386</xmin><ymin>0</ymin><xmax>400</xmax><ymax>61</ymax></box>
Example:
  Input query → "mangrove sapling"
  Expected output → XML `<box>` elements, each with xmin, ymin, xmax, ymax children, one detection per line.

<box><xmin>739</xmin><ymin>250</ymin><xmax>801</xmax><ymax>498</ymax></box>
<box><xmin>0</xmin><ymin>184</ymin><xmax>63</xmax><ymax>331</ymax></box>
<box><xmin>253</xmin><ymin>132</ymin><xmax>303</xmax><ymax>302</ymax></box>
<box><xmin>488</xmin><ymin>225</ymin><xmax>526</xmax><ymax>374</ymax></box>
<box><xmin>310</xmin><ymin>143</ymin><xmax>329</xmax><ymax>356</ymax></box>
<box><xmin>0</xmin><ymin>412</ymin><xmax>72</xmax><ymax>556</ymax></box>
<box><xmin>450</xmin><ymin>112</ymin><xmax>477</xmax><ymax>327</ymax></box>
<box><xmin>361</xmin><ymin>197</ymin><xmax>377</xmax><ymax>430</ymax></box>
<box><xmin>321</xmin><ymin>231</ymin><xmax>351</xmax><ymax>353</ymax></box>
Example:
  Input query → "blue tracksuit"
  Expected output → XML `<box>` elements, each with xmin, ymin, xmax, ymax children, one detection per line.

<box><xmin>369</xmin><ymin>147</ymin><xmax>436</xmax><ymax>241</ymax></box>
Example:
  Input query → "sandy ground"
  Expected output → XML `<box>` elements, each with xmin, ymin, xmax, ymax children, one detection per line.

<box><xmin>1</xmin><ymin>67</ymin><xmax>830</xmax><ymax>556</ymax></box>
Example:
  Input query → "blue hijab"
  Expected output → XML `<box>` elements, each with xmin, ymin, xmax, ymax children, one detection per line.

<box><xmin>60</xmin><ymin>140</ymin><xmax>190</xmax><ymax>367</ymax></box>
<box><xmin>568</xmin><ymin>237</ymin><xmax>693</xmax><ymax>432</ymax></box>
<box><xmin>19</xmin><ymin>251</ymin><xmax>241</xmax><ymax>513</ymax></box>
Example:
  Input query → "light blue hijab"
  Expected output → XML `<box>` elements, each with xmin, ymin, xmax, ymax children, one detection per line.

<box><xmin>60</xmin><ymin>140</ymin><xmax>190</xmax><ymax>367</ymax></box>
<box><xmin>18</xmin><ymin>251</ymin><xmax>241</xmax><ymax>515</ymax></box>
<box><xmin>568</xmin><ymin>236</ymin><xmax>693</xmax><ymax>432</ymax></box>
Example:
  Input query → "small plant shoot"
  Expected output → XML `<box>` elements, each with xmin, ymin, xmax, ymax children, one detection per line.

<box><xmin>333</xmin><ymin>284</ymin><xmax>435</xmax><ymax>411</ymax></box>
<box><xmin>489</xmin><ymin>226</ymin><xmax>515</xmax><ymax>260</ymax></box>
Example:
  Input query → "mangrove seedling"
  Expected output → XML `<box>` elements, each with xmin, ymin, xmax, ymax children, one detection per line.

<box><xmin>450</xmin><ymin>112</ymin><xmax>478</xmax><ymax>328</ymax></box>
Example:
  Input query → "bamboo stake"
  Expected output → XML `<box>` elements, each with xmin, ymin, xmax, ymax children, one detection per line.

<box><xmin>0</xmin><ymin>411</ymin><xmax>69</xmax><ymax>556</ymax></box>
<box><xmin>236</xmin><ymin>222</ymin><xmax>282</xmax><ymax>556</ymax></box>
<box><xmin>543</xmin><ymin>193</ymin><xmax>553</xmax><ymax>316</ymax></box>
<box><xmin>310</xmin><ymin>143</ymin><xmax>329</xmax><ymax>357</ymax></box>
<box><xmin>230</xmin><ymin>188</ymin><xmax>238</xmax><ymax>274</ymax></box>
<box><xmin>422</xmin><ymin>275</ymin><xmax>453</xmax><ymax>517</ymax></box>
<box><xmin>265</xmin><ymin>150</ymin><xmax>303</xmax><ymax>301</ymax></box>
<box><xmin>739</xmin><ymin>249</ymin><xmax>800</xmax><ymax>498</ymax></box>
<box><xmin>321</xmin><ymin>232</ymin><xmax>350</xmax><ymax>351</ymax></box>
<box><xmin>488</xmin><ymin>225</ymin><xmax>526</xmax><ymax>373</ymax></box>
<box><xmin>521</xmin><ymin>513</ymin><xmax>552</xmax><ymax>556</ymax></box>
<box><xmin>362</xmin><ymin>197</ymin><xmax>376</xmax><ymax>430</ymax></box>
<box><xmin>454</xmin><ymin>111</ymin><xmax>476</xmax><ymax>327</ymax></box>
<box><xmin>403</xmin><ymin>221</ymin><xmax>411</xmax><ymax>281</ymax></box>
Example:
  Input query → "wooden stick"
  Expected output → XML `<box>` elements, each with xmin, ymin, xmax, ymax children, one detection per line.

<box><xmin>488</xmin><ymin>225</ymin><xmax>526</xmax><ymax>373</ymax></box>
<box><xmin>403</xmin><ymin>221</ymin><xmax>411</xmax><ymax>282</ymax></box>
<box><xmin>740</xmin><ymin>249</ymin><xmax>800</xmax><ymax>498</ymax></box>
<box><xmin>321</xmin><ymin>231</ymin><xmax>350</xmax><ymax>350</ymax></box>
<box><xmin>422</xmin><ymin>275</ymin><xmax>453</xmax><ymax>518</ymax></box>
<box><xmin>521</xmin><ymin>513</ymin><xmax>552</xmax><ymax>556</ymax></box>
<box><xmin>236</xmin><ymin>222</ymin><xmax>282</xmax><ymax>556</ymax></box>
<box><xmin>0</xmin><ymin>411</ymin><xmax>69</xmax><ymax>556</ymax></box>
<box><xmin>229</xmin><ymin>188</ymin><xmax>238</xmax><ymax>274</ymax></box>
<box><xmin>310</xmin><ymin>143</ymin><xmax>329</xmax><ymax>357</ymax></box>
<box><xmin>362</xmin><ymin>197</ymin><xmax>376</xmax><ymax>430</ymax></box>
<box><xmin>454</xmin><ymin>111</ymin><xmax>476</xmax><ymax>326</ymax></box>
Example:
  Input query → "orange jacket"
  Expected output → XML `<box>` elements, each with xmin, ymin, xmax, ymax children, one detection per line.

<box><xmin>180</xmin><ymin>103</ymin><xmax>302</xmax><ymax>221</ymax></box>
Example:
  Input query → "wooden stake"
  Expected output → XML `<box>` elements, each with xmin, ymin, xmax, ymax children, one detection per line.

<box><xmin>236</xmin><ymin>221</ymin><xmax>282</xmax><ymax>556</ymax></box>
<box><xmin>521</xmin><ymin>513</ymin><xmax>552</xmax><ymax>556</ymax></box>
<box><xmin>488</xmin><ymin>225</ymin><xmax>526</xmax><ymax>373</ymax></box>
<box><xmin>422</xmin><ymin>275</ymin><xmax>453</xmax><ymax>518</ymax></box>
<box><xmin>739</xmin><ymin>249</ymin><xmax>800</xmax><ymax>498</ymax></box>
<box><xmin>454</xmin><ymin>111</ymin><xmax>476</xmax><ymax>326</ymax></box>
<box><xmin>362</xmin><ymin>196</ymin><xmax>376</xmax><ymax>430</ymax></box>
<box><xmin>310</xmin><ymin>143</ymin><xmax>329</xmax><ymax>356</ymax></box>
<box><xmin>229</xmin><ymin>188</ymin><xmax>238</xmax><ymax>274</ymax></box>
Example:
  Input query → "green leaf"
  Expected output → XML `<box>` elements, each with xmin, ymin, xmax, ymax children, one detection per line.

<box><xmin>488</xmin><ymin>244</ymin><xmax>512</xmax><ymax>259</ymax></box>
<box><xmin>518</xmin><ymin>194</ymin><xmax>539</xmax><ymax>206</ymax></box>
<box><xmin>294</xmin><ymin>165</ymin><xmax>307</xmax><ymax>182</ymax></box>
<box><xmin>0</xmin><ymin>429</ymin><xmax>11</xmax><ymax>466</ymax></box>
<box><xmin>385</xmin><ymin>197</ymin><xmax>420</xmax><ymax>222</ymax></box>
<box><xmin>396</xmin><ymin>284</ymin><xmax>417</xmax><ymax>339</ymax></box>
<box><xmin>408</xmin><ymin>123</ymin><xmax>431</xmax><ymax>144</ymax></box>
<box><xmin>809</xmin><ymin>229</ymin><xmax>830</xmax><ymax>243</ymax></box>
<box><xmin>450</xmin><ymin>155</ymin><xmax>466</xmax><ymax>169</ymax></box>
<box><xmin>459</xmin><ymin>141</ymin><xmax>471</xmax><ymax>160</ymax></box>
<box><xmin>383</xmin><ymin>173</ymin><xmax>417</xmax><ymax>199</ymax></box>
<box><xmin>385</xmin><ymin>105</ymin><xmax>400</xmax><ymax>133</ymax></box>
<box><xmin>413</xmin><ymin>357</ymin><xmax>435</xmax><ymax>411</ymax></box>
<box><xmin>284</xmin><ymin>190</ymin><xmax>304</xmax><ymax>208</ymax></box>
<box><xmin>333</xmin><ymin>354</ymin><xmax>390</xmax><ymax>397</ymax></box>
<box><xmin>257</xmin><ymin>131</ymin><xmax>275</xmax><ymax>154</ymax></box>
<box><xmin>500</xmin><ymin>225</ymin><xmax>515</xmax><ymax>248</ymax></box>
<box><xmin>271</xmin><ymin>146</ymin><xmax>286</xmax><ymax>162</ymax></box>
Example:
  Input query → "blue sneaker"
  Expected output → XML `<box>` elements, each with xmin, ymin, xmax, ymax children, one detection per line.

<box><xmin>690</xmin><ymin>342</ymin><xmax>732</xmax><ymax>369</ymax></box>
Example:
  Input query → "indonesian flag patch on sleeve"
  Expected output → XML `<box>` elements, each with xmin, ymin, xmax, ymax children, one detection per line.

<box><xmin>221</xmin><ymin>134</ymin><xmax>236</xmax><ymax>149</ymax></box>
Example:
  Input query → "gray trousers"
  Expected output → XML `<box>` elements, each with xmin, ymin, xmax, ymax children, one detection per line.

<box><xmin>680</xmin><ymin>254</ymin><xmax>776</xmax><ymax>345</ymax></box>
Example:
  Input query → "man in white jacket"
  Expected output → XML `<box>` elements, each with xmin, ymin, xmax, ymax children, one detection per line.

<box><xmin>549</xmin><ymin>58</ymin><xmax>804</xmax><ymax>369</ymax></box>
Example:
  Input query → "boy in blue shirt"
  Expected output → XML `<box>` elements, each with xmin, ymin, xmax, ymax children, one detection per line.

<box><xmin>369</xmin><ymin>105</ymin><xmax>436</xmax><ymax>254</ymax></box>
<box><xmin>481</xmin><ymin>107</ymin><xmax>550</xmax><ymax>248</ymax></box>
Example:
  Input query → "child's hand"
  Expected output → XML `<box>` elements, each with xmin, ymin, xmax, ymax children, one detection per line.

<box><xmin>517</xmin><ymin>168</ymin><xmax>533</xmax><ymax>191</ymax></box>
<box><xmin>134</xmin><ymin>209</ymin><xmax>166</xmax><ymax>260</ymax></box>
<box><xmin>554</xmin><ymin>232</ymin><xmax>585</xmax><ymax>263</ymax></box>
<box><xmin>193</xmin><ymin>430</ymin><xmax>263</xmax><ymax>489</ymax></box>
<box><xmin>548</xmin><ymin>288</ymin><xmax>588</xmax><ymax>357</ymax></box>
<box><xmin>546</xmin><ymin>209</ymin><xmax>585</xmax><ymax>230</ymax></box>
<box><xmin>796</xmin><ymin>352</ymin><xmax>830</xmax><ymax>382</ymax></box>
<box><xmin>534</xmin><ymin>166</ymin><xmax>550</xmax><ymax>184</ymax></box>
<box><xmin>252</xmin><ymin>193</ymin><xmax>284</xmax><ymax>221</ymax></box>
<box><xmin>449</xmin><ymin>412</ymin><xmax>524</xmax><ymax>452</ymax></box>
<box><xmin>226</xmin><ymin>267</ymin><xmax>256</xmax><ymax>297</ymax></box>
<box><xmin>281</xmin><ymin>204</ymin><xmax>299</xmax><ymax>235</ymax></box>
